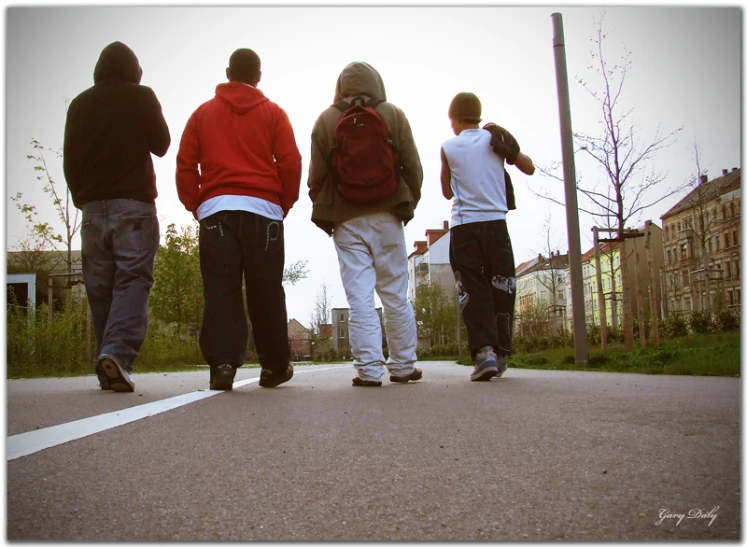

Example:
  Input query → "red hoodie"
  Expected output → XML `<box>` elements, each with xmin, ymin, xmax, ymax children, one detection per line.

<box><xmin>176</xmin><ymin>82</ymin><xmax>302</xmax><ymax>218</ymax></box>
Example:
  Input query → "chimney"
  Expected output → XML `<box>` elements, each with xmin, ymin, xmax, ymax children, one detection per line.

<box><xmin>733</xmin><ymin>167</ymin><xmax>738</xmax><ymax>172</ymax></box>
<box><xmin>700</xmin><ymin>174</ymin><xmax>708</xmax><ymax>185</ymax></box>
<box><xmin>443</xmin><ymin>220</ymin><xmax>449</xmax><ymax>230</ymax></box>
<box><xmin>722</xmin><ymin>168</ymin><xmax>728</xmax><ymax>176</ymax></box>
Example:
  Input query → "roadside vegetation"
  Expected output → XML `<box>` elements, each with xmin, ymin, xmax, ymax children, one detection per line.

<box><xmin>6</xmin><ymin>288</ymin><xmax>741</xmax><ymax>379</ymax></box>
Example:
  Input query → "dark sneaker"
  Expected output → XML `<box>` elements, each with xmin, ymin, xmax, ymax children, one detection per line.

<box><xmin>210</xmin><ymin>364</ymin><xmax>236</xmax><ymax>391</ymax></box>
<box><xmin>390</xmin><ymin>368</ymin><xmax>423</xmax><ymax>383</ymax></box>
<box><xmin>352</xmin><ymin>377</ymin><xmax>382</xmax><ymax>387</ymax></box>
<box><xmin>99</xmin><ymin>355</ymin><xmax>135</xmax><ymax>393</ymax></box>
<box><xmin>470</xmin><ymin>345</ymin><xmax>498</xmax><ymax>382</ymax></box>
<box><xmin>495</xmin><ymin>355</ymin><xmax>508</xmax><ymax>378</ymax></box>
<box><xmin>259</xmin><ymin>364</ymin><xmax>294</xmax><ymax>388</ymax></box>
<box><xmin>99</xmin><ymin>381</ymin><xmax>112</xmax><ymax>391</ymax></box>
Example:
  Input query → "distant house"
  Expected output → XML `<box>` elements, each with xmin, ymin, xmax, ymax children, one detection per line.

<box><xmin>287</xmin><ymin>318</ymin><xmax>311</xmax><ymax>361</ymax></box>
<box><xmin>331</xmin><ymin>307</ymin><xmax>384</xmax><ymax>352</ymax></box>
<box><xmin>6</xmin><ymin>249</ymin><xmax>84</xmax><ymax>312</ymax></box>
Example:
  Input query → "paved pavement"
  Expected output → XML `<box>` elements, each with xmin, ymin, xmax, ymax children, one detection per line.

<box><xmin>6</xmin><ymin>361</ymin><xmax>740</xmax><ymax>540</ymax></box>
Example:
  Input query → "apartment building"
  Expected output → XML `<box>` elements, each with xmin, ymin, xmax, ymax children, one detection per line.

<box><xmin>566</xmin><ymin>222</ymin><xmax>664</xmax><ymax>330</ymax></box>
<box><xmin>515</xmin><ymin>251</ymin><xmax>569</xmax><ymax>335</ymax></box>
<box><xmin>407</xmin><ymin>220</ymin><xmax>454</xmax><ymax>304</ymax></box>
<box><xmin>660</xmin><ymin>168</ymin><xmax>741</xmax><ymax>314</ymax></box>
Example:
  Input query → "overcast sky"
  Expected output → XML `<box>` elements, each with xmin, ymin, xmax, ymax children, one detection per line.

<box><xmin>4</xmin><ymin>4</ymin><xmax>742</xmax><ymax>326</ymax></box>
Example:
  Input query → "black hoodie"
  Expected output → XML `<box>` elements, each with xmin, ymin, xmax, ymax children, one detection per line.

<box><xmin>63</xmin><ymin>42</ymin><xmax>171</xmax><ymax>207</ymax></box>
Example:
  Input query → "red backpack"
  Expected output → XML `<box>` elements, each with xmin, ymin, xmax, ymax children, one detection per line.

<box><xmin>330</xmin><ymin>97</ymin><xmax>400</xmax><ymax>204</ymax></box>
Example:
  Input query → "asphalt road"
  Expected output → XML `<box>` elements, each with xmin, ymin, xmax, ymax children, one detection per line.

<box><xmin>6</xmin><ymin>361</ymin><xmax>740</xmax><ymax>540</ymax></box>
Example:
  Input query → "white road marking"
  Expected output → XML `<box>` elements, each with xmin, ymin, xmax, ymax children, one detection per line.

<box><xmin>7</xmin><ymin>366</ymin><xmax>343</xmax><ymax>461</ymax></box>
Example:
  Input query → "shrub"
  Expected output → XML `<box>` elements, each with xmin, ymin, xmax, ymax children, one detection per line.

<box><xmin>689</xmin><ymin>311</ymin><xmax>714</xmax><ymax>335</ymax></box>
<box><xmin>660</xmin><ymin>314</ymin><xmax>690</xmax><ymax>338</ymax></box>
<box><xmin>714</xmin><ymin>309</ymin><xmax>740</xmax><ymax>332</ymax></box>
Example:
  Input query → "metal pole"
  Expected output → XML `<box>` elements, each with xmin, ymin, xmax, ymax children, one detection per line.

<box><xmin>552</xmin><ymin>12</ymin><xmax>588</xmax><ymax>364</ymax></box>
<box><xmin>593</xmin><ymin>228</ymin><xmax>608</xmax><ymax>354</ymax></box>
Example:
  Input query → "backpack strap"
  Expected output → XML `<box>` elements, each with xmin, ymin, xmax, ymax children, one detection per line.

<box><xmin>331</xmin><ymin>97</ymin><xmax>383</xmax><ymax>111</ymax></box>
<box><xmin>332</xmin><ymin>100</ymin><xmax>349</xmax><ymax>112</ymax></box>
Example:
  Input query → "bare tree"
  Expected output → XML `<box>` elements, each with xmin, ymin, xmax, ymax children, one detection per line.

<box><xmin>531</xmin><ymin>14</ymin><xmax>683</xmax><ymax>348</ymax></box>
<box><xmin>26</xmin><ymin>139</ymin><xmax>81</xmax><ymax>274</ymax></box>
<box><xmin>533</xmin><ymin>215</ymin><xmax>569</xmax><ymax>333</ymax></box>
<box><xmin>310</xmin><ymin>280</ymin><xmax>332</xmax><ymax>337</ymax></box>
<box><xmin>682</xmin><ymin>141</ymin><xmax>721</xmax><ymax>311</ymax></box>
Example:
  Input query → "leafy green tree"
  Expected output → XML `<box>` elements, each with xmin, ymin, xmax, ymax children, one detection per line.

<box><xmin>150</xmin><ymin>223</ymin><xmax>203</xmax><ymax>329</ymax></box>
<box><xmin>414</xmin><ymin>281</ymin><xmax>457</xmax><ymax>347</ymax></box>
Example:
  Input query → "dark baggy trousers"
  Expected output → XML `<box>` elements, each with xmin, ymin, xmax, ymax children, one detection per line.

<box><xmin>199</xmin><ymin>210</ymin><xmax>290</xmax><ymax>371</ymax></box>
<box><xmin>449</xmin><ymin>219</ymin><xmax>516</xmax><ymax>361</ymax></box>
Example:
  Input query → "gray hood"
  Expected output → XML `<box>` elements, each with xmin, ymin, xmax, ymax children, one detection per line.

<box><xmin>333</xmin><ymin>61</ymin><xmax>387</xmax><ymax>103</ymax></box>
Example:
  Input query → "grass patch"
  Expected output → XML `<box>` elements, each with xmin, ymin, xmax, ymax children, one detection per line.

<box><xmin>452</xmin><ymin>332</ymin><xmax>740</xmax><ymax>377</ymax></box>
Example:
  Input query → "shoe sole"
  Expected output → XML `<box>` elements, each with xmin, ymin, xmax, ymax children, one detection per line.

<box><xmin>99</xmin><ymin>358</ymin><xmax>135</xmax><ymax>393</ymax></box>
<box><xmin>352</xmin><ymin>378</ymin><xmax>382</xmax><ymax>387</ymax></box>
<box><xmin>471</xmin><ymin>366</ymin><xmax>498</xmax><ymax>382</ymax></box>
<box><xmin>390</xmin><ymin>369</ymin><xmax>423</xmax><ymax>383</ymax></box>
<box><xmin>259</xmin><ymin>366</ymin><xmax>294</xmax><ymax>388</ymax></box>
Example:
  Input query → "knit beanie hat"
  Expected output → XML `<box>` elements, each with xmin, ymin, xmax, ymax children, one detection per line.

<box><xmin>448</xmin><ymin>92</ymin><xmax>482</xmax><ymax>122</ymax></box>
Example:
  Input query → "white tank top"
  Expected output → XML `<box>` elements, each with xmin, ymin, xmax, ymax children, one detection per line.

<box><xmin>442</xmin><ymin>128</ymin><xmax>507</xmax><ymax>227</ymax></box>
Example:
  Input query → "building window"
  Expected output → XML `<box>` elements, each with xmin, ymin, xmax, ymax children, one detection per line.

<box><xmin>708</xmin><ymin>238</ymin><xmax>712</xmax><ymax>254</ymax></box>
<box><xmin>667</xmin><ymin>249</ymin><xmax>672</xmax><ymax>265</ymax></box>
<box><xmin>680</xmin><ymin>243</ymin><xmax>687</xmax><ymax>260</ymax></box>
<box><xmin>677</xmin><ymin>221</ymin><xmax>681</xmax><ymax>231</ymax></box>
<box><xmin>716</xmin><ymin>236</ymin><xmax>721</xmax><ymax>251</ymax></box>
<box><xmin>725</xmin><ymin>233</ymin><xmax>730</xmax><ymax>248</ymax></box>
<box><xmin>339</xmin><ymin>328</ymin><xmax>346</xmax><ymax>339</ymax></box>
<box><xmin>685</xmin><ymin>298</ymin><xmax>692</xmax><ymax>311</ymax></box>
<box><xmin>340</xmin><ymin>313</ymin><xmax>346</xmax><ymax>323</ymax></box>
<box><xmin>730</xmin><ymin>202</ymin><xmax>735</xmax><ymax>217</ymax></box>
<box><xmin>725</xmin><ymin>261</ymin><xmax>731</xmax><ymax>279</ymax></box>
<box><xmin>722</xmin><ymin>206</ymin><xmax>727</xmax><ymax>220</ymax></box>
<box><xmin>735</xmin><ymin>261</ymin><xmax>741</xmax><ymax>278</ymax></box>
<box><xmin>733</xmin><ymin>231</ymin><xmax>739</xmax><ymax>246</ymax></box>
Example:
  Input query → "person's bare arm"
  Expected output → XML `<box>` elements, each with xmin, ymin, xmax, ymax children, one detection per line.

<box><xmin>514</xmin><ymin>151</ymin><xmax>535</xmax><ymax>176</ymax></box>
<box><xmin>440</xmin><ymin>147</ymin><xmax>453</xmax><ymax>199</ymax></box>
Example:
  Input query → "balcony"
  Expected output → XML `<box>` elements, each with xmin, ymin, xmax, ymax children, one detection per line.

<box><xmin>416</xmin><ymin>262</ymin><xmax>429</xmax><ymax>276</ymax></box>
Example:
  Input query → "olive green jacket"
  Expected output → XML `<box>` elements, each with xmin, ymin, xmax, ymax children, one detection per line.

<box><xmin>307</xmin><ymin>62</ymin><xmax>423</xmax><ymax>235</ymax></box>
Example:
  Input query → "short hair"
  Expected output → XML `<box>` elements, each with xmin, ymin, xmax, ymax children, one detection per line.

<box><xmin>228</xmin><ymin>48</ymin><xmax>261</xmax><ymax>83</ymax></box>
<box><xmin>448</xmin><ymin>92</ymin><xmax>482</xmax><ymax>122</ymax></box>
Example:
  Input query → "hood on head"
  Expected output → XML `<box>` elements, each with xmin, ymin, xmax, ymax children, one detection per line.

<box><xmin>215</xmin><ymin>82</ymin><xmax>269</xmax><ymax>114</ymax></box>
<box><xmin>333</xmin><ymin>62</ymin><xmax>387</xmax><ymax>103</ymax></box>
<box><xmin>93</xmin><ymin>42</ymin><xmax>142</xmax><ymax>84</ymax></box>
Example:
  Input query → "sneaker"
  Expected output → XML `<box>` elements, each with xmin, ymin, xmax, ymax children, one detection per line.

<box><xmin>259</xmin><ymin>364</ymin><xmax>294</xmax><ymax>388</ymax></box>
<box><xmin>99</xmin><ymin>380</ymin><xmax>112</xmax><ymax>391</ymax></box>
<box><xmin>390</xmin><ymin>368</ymin><xmax>423</xmax><ymax>383</ymax></box>
<box><xmin>210</xmin><ymin>364</ymin><xmax>236</xmax><ymax>391</ymax></box>
<box><xmin>352</xmin><ymin>376</ymin><xmax>382</xmax><ymax>387</ymax></box>
<box><xmin>470</xmin><ymin>346</ymin><xmax>499</xmax><ymax>382</ymax></box>
<box><xmin>98</xmin><ymin>355</ymin><xmax>135</xmax><ymax>393</ymax></box>
<box><xmin>495</xmin><ymin>355</ymin><xmax>508</xmax><ymax>378</ymax></box>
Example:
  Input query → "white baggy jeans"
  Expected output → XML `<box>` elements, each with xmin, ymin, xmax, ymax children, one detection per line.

<box><xmin>333</xmin><ymin>211</ymin><xmax>418</xmax><ymax>382</ymax></box>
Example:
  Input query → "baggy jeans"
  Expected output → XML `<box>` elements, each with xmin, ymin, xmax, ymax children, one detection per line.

<box><xmin>333</xmin><ymin>211</ymin><xmax>418</xmax><ymax>382</ymax></box>
<box><xmin>81</xmin><ymin>199</ymin><xmax>159</xmax><ymax>375</ymax></box>
<box><xmin>199</xmin><ymin>210</ymin><xmax>290</xmax><ymax>371</ymax></box>
<box><xmin>449</xmin><ymin>219</ymin><xmax>516</xmax><ymax>361</ymax></box>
